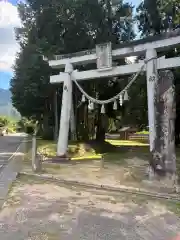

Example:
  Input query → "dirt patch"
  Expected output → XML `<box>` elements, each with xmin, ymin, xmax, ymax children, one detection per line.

<box><xmin>22</xmin><ymin>153</ymin><xmax>179</xmax><ymax>196</ymax></box>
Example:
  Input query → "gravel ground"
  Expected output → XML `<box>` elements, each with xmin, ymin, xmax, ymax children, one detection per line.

<box><xmin>0</xmin><ymin>175</ymin><xmax>179</xmax><ymax>240</ymax></box>
<box><xmin>23</xmin><ymin>157</ymin><xmax>179</xmax><ymax>195</ymax></box>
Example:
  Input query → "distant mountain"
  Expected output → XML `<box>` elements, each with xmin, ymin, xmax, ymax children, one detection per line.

<box><xmin>0</xmin><ymin>88</ymin><xmax>20</xmax><ymax>119</ymax></box>
<box><xmin>0</xmin><ymin>88</ymin><xmax>11</xmax><ymax>104</ymax></box>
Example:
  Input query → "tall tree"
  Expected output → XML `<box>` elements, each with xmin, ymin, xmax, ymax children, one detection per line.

<box><xmin>136</xmin><ymin>0</ymin><xmax>180</xmax><ymax>36</ymax></box>
<box><xmin>11</xmin><ymin>0</ymin><xmax>135</xmax><ymax>140</ymax></box>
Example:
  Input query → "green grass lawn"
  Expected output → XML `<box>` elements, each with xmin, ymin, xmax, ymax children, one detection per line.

<box><xmin>135</xmin><ymin>131</ymin><xmax>149</xmax><ymax>135</ymax></box>
<box><xmin>37</xmin><ymin>140</ymin><xmax>102</xmax><ymax>160</ymax></box>
<box><xmin>23</xmin><ymin>137</ymin><xmax>180</xmax><ymax>187</ymax></box>
<box><xmin>106</xmin><ymin>139</ymin><xmax>149</xmax><ymax>146</ymax></box>
<box><xmin>35</xmin><ymin>139</ymin><xmax>149</xmax><ymax>162</ymax></box>
<box><xmin>24</xmin><ymin>137</ymin><xmax>180</xmax><ymax>175</ymax></box>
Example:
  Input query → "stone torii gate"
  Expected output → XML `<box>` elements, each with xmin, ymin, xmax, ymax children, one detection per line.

<box><xmin>47</xmin><ymin>30</ymin><xmax>180</xmax><ymax>177</ymax></box>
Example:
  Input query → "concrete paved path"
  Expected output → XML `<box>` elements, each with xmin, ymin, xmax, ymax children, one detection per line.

<box><xmin>0</xmin><ymin>176</ymin><xmax>179</xmax><ymax>240</ymax></box>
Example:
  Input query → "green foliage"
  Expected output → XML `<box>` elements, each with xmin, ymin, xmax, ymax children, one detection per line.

<box><xmin>136</xmin><ymin>0</ymin><xmax>180</xmax><ymax>36</ymax></box>
<box><xmin>120</xmin><ymin>74</ymin><xmax>148</xmax><ymax>129</ymax></box>
<box><xmin>0</xmin><ymin>116</ymin><xmax>9</xmax><ymax>127</ymax></box>
<box><xmin>17</xmin><ymin>117</ymin><xmax>37</xmax><ymax>134</ymax></box>
<box><xmin>136</xmin><ymin>0</ymin><xmax>162</xmax><ymax>36</ymax></box>
<box><xmin>10</xmin><ymin>44</ymin><xmax>52</xmax><ymax>119</ymax></box>
<box><xmin>0</xmin><ymin>116</ymin><xmax>17</xmax><ymax>133</ymax></box>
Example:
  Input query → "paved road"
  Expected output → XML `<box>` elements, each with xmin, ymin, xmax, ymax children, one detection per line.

<box><xmin>0</xmin><ymin>134</ymin><xmax>25</xmax><ymax>170</ymax></box>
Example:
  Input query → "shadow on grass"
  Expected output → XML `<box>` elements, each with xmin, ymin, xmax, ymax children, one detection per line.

<box><xmin>72</xmin><ymin>140</ymin><xmax>151</xmax><ymax>165</ymax></box>
<box><xmin>81</xmin><ymin>140</ymin><xmax>148</xmax><ymax>153</ymax></box>
<box><xmin>34</xmin><ymin>139</ymin><xmax>156</xmax><ymax>166</ymax></box>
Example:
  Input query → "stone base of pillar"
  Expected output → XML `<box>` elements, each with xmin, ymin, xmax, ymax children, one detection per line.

<box><xmin>147</xmin><ymin>165</ymin><xmax>155</xmax><ymax>180</ymax></box>
<box><xmin>146</xmin><ymin>166</ymin><xmax>179</xmax><ymax>193</ymax></box>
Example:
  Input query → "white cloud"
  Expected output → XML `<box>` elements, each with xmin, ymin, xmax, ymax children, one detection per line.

<box><xmin>0</xmin><ymin>1</ymin><xmax>21</xmax><ymax>72</ymax></box>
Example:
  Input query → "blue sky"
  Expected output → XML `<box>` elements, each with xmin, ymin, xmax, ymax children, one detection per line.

<box><xmin>0</xmin><ymin>0</ymin><xmax>20</xmax><ymax>89</ymax></box>
<box><xmin>131</xmin><ymin>0</ymin><xmax>141</xmax><ymax>7</ymax></box>
<box><xmin>8</xmin><ymin>0</ymin><xmax>18</xmax><ymax>4</ymax></box>
<box><xmin>0</xmin><ymin>0</ymin><xmax>141</xmax><ymax>90</ymax></box>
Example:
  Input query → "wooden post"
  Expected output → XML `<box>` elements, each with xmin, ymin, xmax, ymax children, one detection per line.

<box><xmin>32</xmin><ymin>134</ymin><xmax>42</xmax><ymax>172</ymax></box>
<box><xmin>23</xmin><ymin>136</ymin><xmax>27</xmax><ymax>162</ymax></box>
<box><xmin>57</xmin><ymin>62</ymin><xmax>73</xmax><ymax>157</ymax></box>
<box><xmin>100</xmin><ymin>154</ymin><xmax>105</xmax><ymax>170</ymax></box>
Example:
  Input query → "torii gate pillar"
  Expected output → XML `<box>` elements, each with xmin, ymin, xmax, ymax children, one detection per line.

<box><xmin>57</xmin><ymin>62</ymin><xmax>73</xmax><ymax>157</ymax></box>
<box><xmin>146</xmin><ymin>49</ymin><xmax>157</xmax><ymax>152</ymax></box>
<box><xmin>146</xmin><ymin>48</ymin><xmax>176</xmax><ymax>180</ymax></box>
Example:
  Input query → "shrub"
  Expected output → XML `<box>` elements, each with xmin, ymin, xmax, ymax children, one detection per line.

<box><xmin>17</xmin><ymin>117</ymin><xmax>37</xmax><ymax>134</ymax></box>
<box><xmin>0</xmin><ymin>116</ymin><xmax>9</xmax><ymax>127</ymax></box>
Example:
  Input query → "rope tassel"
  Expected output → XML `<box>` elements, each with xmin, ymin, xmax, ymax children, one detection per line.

<box><xmin>119</xmin><ymin>95</ymin><xmax>123</xmax><ymax>106</ymax></box>
<box><xmin>91</xmin><ymin>102</ymin><xmax>94</xmax><ymax>110</ymax></box>
<box><xmin>88</xmin><ymin>100</ymin><xmax>91</xmax><ymax>110</ymax></box>
<box><xmin>81</xmin><ymin>94</ymin><xmax>86</xmax><ymax>103</ymax></box>
<box><xmin>124</xmin><ymin>90</ymin><xmax>129</xmax><ymax>101</ymax></box>
<box><xmin>101</xmin><ymin>104</ymin><xmax>105</xmax><ymax>114</ymax></box>
<box><xmin>113</xmin><ymin>100</ymin><xmax>117</xmax><ymax>110</ymax></box>
<box><xmin>88</xmin><ymin>101</ymin><xmax>94</xmax><ymax>110</ymax></box>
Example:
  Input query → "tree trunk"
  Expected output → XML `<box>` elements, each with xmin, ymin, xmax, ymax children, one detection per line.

<box><xmin>54</xmin><ymin>90</ymin><xmax>58</xmax><ymax>141</ymax></box>
<box><xmin>96</xmin><ymin>108</ymin><xmax>106</xmax><ymax>142</ymax></box>
<box><xmin>42</xmin><ymin>113</ymin><xmax>53</xmax><ymax>140</ymax></box>
<box><xmin>96</xmin><ymin>125</ymin><xmax>105</xmax><ymax>142</ymax></box>
<box><xmin>70</xmin><ymin>97</ymin><xmax>77</xmax><ymax>141</ymax></box>
<box><xmin>151</xmin><ymin>70</ymin><xmax>176</xmax><ymax>177</ymax></box>
<box><xmin>83</xmin><ymin>104</ymin><xmax>89</xmax><ymax>141</ymax></box>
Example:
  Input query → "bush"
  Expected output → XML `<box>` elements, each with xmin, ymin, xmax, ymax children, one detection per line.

<box><xmin>26</xmin><ymin>126</ymin><xmax>34</xmax><ymax>134</ymax></box>
<box><xmin>17</xmin><ymin>117</ymin><xmax>36</xmax><ymax>134</ymax></box>
<box><xmin>0</xmin><ymin>116</ymin><xmax>9</xmax><ymax>127</ymax></box>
